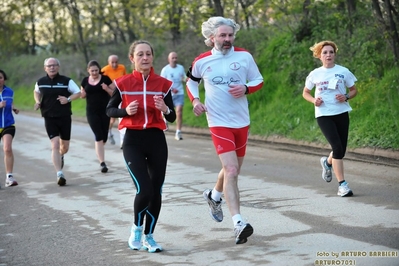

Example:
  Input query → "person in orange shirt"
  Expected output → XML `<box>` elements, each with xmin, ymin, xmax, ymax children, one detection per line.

<box><xmin>101</xmin><ymin>55</ymin><xmax>127</xmax><ymax>147</ymax></box>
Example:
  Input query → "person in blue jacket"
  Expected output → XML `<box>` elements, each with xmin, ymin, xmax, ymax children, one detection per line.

<box><xmin>0</xmin><ymin>69</ymin><xmax>19</xmax><ymax>188</ymax></box>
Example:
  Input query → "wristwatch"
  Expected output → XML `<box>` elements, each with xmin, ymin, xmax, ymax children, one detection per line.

<box><xmin>345</xmin><ymin>94</ymin><xmax>350</xmax><ymax>101</ymax></box>
<box><xmin>67</xmin><ymin>97</ymin><xmax>71</xmax><ymax>102</ymax></box>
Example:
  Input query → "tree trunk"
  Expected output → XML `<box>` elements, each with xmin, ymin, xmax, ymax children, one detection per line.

<box><xmin>346</xmin><ymin>0</ymin><xmax>357</xmax><ymax>35</ymax></box>
<box><xmin>28</xmin><ymin>0</ymin><xmax>37</xmax><ymax>55</ymax></box>
<box><xmin>372</xmin><ymin>0</ymin><xmax>399</xmax><ymax>62</ymax></box>
<box><xmin>63</xmin><ymin>0</ymin><xmax>89</xmax><ymax>63</ymax></box>
<box><xmin>168</xmin><ymin>0</ymin><xmax>183</xmax><ymax>45</ymax></box>
<box><xmin>295</xmin><ymin>0</ymin><xmax>312</xmax><ymax>42</ymax></box>
<box><xmin>238</xmin><ymin>0</ymin><xmax>250</xmax><ymax>29</ymax></box>
<box><xmin>385</xmin><ymin>0</ymin><xmax>399</xmax><ymax>62</ymax></box>
<box><xmin>212</xmin><ymin>0</ymin><xmax>224</xmax><ymax>16</ymax></box>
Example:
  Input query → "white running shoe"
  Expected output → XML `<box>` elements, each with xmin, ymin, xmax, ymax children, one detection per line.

<box><xmin>5</xmin><ymin>175</ymin><xmax>18</xmax><ymax>187</ymax></box>
<box><xmin>203</xmin><ymin>189</ymin><xmax>223</xmax><ymax>222</ymax></box>
<box><xmin>143</xmin><ymin>234</ymin><xmax>162</xmax><ymax>253</ymax></box>
<box><xmin>337</xmin><ymin>181</ymin><xmax>353</xmax><ymax>197</ymax></box>
<box><xmin>175</xmin><ymin>131</ymin><xmax>182</xmax><ymax>140</ymax></box>
<box><xmin>234</xmin><ymin>222</ymin><xmax>254</xmax><ymax>244</ymax></box>
<box><xmin>320</xmin><ymin>156</ymin><xmax>332</xmax><ymax>182</ymax></box>
<box><xmin>128</xmin><ymin>225</ymin><xmax>143</xmax><ymax>250</ymax></box>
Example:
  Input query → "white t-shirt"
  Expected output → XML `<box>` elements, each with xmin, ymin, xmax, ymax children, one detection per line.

<box><xmin>186</xmin><ymin>47</ymin><xmax>263</xmax><ymax>128</ymax></box>
<box><xmin>305</xmin><ymin>64</ymin><xmax>357</xmax><ymax>118</ymax></box>
<box><xmin>160</xmin><ymin>64</ymin><xmax>185</xmax><ymax>96</ymax></box>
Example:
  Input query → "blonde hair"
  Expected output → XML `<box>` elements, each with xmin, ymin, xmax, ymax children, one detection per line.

<box><xmin>201</xmin><ymin>17</ymin><xmax>240</xmax><ymax>47</ymax></box>
<box><xmin>310</xmin><ymin>41</ymin><xmax>338</xmax><ymax>58</ymax></box>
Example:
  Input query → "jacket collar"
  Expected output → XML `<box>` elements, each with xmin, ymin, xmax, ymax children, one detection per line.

<box><xmin>132</xmin><ymin>67</ymin><xmax>155</xmax><ymax>80</ymax></box>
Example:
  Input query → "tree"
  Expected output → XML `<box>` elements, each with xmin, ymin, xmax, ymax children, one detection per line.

<box><xmin>26</xmin><ymin>0</ymin><xmax>38</xmax><ymax>55</ymax></box>
<box><xmin>210</xmin><ymin>0</ymin><xmax>224</xmax><ymax>16</ymax></box>
<box><xmin>295</xmin><ymin>0</ymin><xmax>311</xmax><ymax>42</ymax></box>
<box><xmin>61</xmin><ymin>0</ymin><xmax>89</xmax><ymax>62</ymax></box>
<box><xmin>372</xmin><ymin>0</ymin><xmax>399</xmax><ymax>62</ymax></box>
<box><xmin>167</xmin><ymin>0</ymin><xmax>184</xmax><ymax>45</ymax></box>
<box><xmin>237</xmin><ymin>0</ymin><xmax>258</xmax><ymax>29</ymax></box>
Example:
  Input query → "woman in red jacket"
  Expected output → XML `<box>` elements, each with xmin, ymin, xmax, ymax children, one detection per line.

<box><xmin>106</xmin><ymin>40</ymin><xmax>176</xmax><ymax>253</ymax></box>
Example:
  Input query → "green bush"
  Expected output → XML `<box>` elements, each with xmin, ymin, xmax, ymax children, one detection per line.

<box><xmin>5</xmin><ymin>27</ymin><xmax>399</xmax><ymax>150</ymax></box>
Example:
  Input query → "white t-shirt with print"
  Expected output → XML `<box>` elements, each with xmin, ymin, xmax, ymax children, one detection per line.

<box><xmin>186</xmin><ymin>47</ymin><xmax>263</xmax><ymax>128</ymax></box>
<box><xmin>305</xmin><ymin>64</ymin><xmax>357</xmax><ymax>118</ymax></box>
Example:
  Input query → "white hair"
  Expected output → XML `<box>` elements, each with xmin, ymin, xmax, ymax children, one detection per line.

<box><xmin>201</xmin><ymin>17</ymin><xmax>240</xmax><ymax>47</ymax></box>
<box><xmin>44</xmin><ymin>57</ymin><xmax>61</xmax><ymax>66</ymax></box>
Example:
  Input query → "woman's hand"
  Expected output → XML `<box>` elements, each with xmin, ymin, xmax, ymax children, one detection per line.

<box><xmin>153</xmin><ymin>95</ymin><xmax>168</xmax><ymax>113</ymax></box>
<box><xmin>126</xmin><ymin>100</ymin><xmax>139</xmax><ymax>115</ymax></box>
<box><xmin>101</xmin><ymin>83</ymin><xmax>109</xmax><ymax>91</ymax></box>
<box><xmin>335</xmin><ymin>93</ymin><xmax>347</xmax><ymax>103</ymax></box>
<box><xmin>314</xmin><ymin>97</ymin><xmax>323</xmax><ymax>107</ymax></box>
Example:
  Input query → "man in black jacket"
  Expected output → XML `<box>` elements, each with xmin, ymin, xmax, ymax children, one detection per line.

<box><xmin>33</xmin><ymin>57</ymin><xmax>81</xmax><ymax>186</ymax></box>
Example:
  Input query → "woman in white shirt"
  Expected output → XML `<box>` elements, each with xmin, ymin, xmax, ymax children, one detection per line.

<box><xmin>303</xmin><ymin>40</ymin><xmax>358</xmax><ymax>197</ymax></box>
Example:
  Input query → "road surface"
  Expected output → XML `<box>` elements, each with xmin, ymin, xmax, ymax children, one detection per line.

<box><xmin>0</xmin><ymin>113</ymin><xmax>398</xmax><ymax>266</ymax></box>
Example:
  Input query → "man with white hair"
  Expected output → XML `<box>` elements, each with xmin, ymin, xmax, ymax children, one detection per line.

<box><xmin>186</xmin><ymin>17</ymin><xmax>263</xmax><ymax>244</ymax></box>
<box><xmin>34</xmin><ymin>58</ymin><xmax>81</xmax><ymax>186</ymax></box>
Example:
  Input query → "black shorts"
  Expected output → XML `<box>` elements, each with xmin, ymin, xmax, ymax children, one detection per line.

<box><xmin>0</xmin><ymin>125</ymin><xmax>16</xmax><ymax>139</ymax></box>
<box><xmin>44</xmin><ymin>116</ymin><xmax>72</xmax><ymax>140</ymax></box>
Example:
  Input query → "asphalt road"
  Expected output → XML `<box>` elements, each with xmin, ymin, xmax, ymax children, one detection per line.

<box><xmin>0</xmin><ymin>113</ymin><xmax>398</xmax><ymax>266</ymax></box>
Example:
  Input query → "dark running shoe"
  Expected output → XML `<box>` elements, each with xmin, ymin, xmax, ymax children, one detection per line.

<box><xmin>234</xmin><ymin>222</ymin><xmax>254</xmax><ymax>244</ymax></box>
<box><xmin>101</xmin><ymin>162</ymin><xmax>108</xmax><ymax>173</ymax></box>
<box><xmin>57</xmin><ymin>173</ymin><xmax>66</xmax><ymax>186</ymax></box>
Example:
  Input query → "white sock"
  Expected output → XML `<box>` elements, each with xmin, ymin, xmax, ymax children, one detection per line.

<box><xmin>232</xmin><ymin>214</ymin><xmax>243</xmax><ymax>226</ymax></box>
<box><xmin>57</xmin><ymin>171</ymin><xmax>63</xmax><ymax>177</ymax></box>
<box><xmin>7</xmin><ymin>173</ymin><xmax>12</xmax><ymax>178</ymax></box>
<box><xmin>211</xmin><ymin>188</ymin><xmax>222</xmax><ymax>202</ymax></box>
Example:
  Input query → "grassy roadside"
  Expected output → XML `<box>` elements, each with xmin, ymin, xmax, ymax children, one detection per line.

<box><xmin>5</xmin><ymin>33</ymin><xmax>399</xmax><ymax>151</ymax></box>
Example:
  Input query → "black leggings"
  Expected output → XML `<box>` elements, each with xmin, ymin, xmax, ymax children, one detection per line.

<box><xmin>317</xmin><ymin>112</ymin><xmax>349</xmax><ymax>159</ymax></box>
<box><xmin>123</xmin><ymin>128</ymin><xmax>168</xmax><ymax>235</ymax></box>
<box><xmin>87</xmin><ymin>111</ymin><xmax>110</xmax><ymax>142</ymax></box>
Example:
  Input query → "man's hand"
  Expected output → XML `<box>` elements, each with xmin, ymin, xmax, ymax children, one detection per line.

<box><xmin>34</xmin><ymin>102</ymin><xmax>41</xmax><ymax>110</ymax></box>
<box><xmin>228</xmin><ymin>84</ymin><xmax>246</xmax><ymax>98</ymax></box>
<box><xmin>192</xmin><ymin>99</ymin><xmax>207</xmax><ymax>116</ymax></box>
<box><xmin>57</xmin><ymin>95</ymin><xmax>69</xmax><ymax>105</ymax></box>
